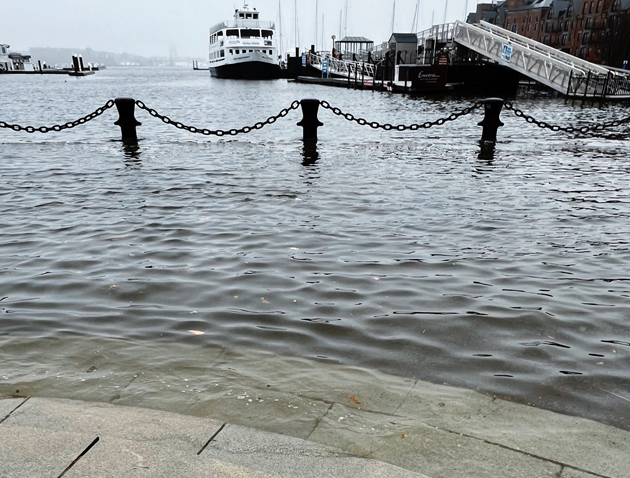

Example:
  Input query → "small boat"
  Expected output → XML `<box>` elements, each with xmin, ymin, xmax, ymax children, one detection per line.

<box><xmin>208</xmin><ymin>4</ymin><xmax>281</xmax><ymax>79</ymax></box>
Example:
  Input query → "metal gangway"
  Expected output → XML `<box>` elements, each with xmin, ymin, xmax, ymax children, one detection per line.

<box><xmin>307</xmin><ymin>52</ymin><xmax>376</xmax><ymax>81</ymax></box>
<box><xmin>453</xmin><ymin>20</ymin><xmax>630</xmax><ymax>99</ymax></box>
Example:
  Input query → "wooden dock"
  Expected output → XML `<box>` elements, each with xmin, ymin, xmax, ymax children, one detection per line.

<box><xmin>293</xmin><ymin>75</ymin><xmax>387</xmax><ymax>91</ymax></box>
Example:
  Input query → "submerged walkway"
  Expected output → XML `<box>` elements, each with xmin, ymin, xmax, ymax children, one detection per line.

<box><xmin>0</xmin><ymin>337</ymin><xmax>629</xmax><ymax>477</ymax></box>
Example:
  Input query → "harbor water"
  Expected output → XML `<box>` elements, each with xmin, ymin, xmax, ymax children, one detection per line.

<box><xmin>1</xmin><ymin>67</ymin><xmax>629</xmax><ymax>430</ymax></box>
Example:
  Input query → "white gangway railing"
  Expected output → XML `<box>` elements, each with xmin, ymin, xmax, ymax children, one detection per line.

<box><xmin>453</xmin><ymin>20</ymin><xmax>630</xmax><ymax>98</ymax></box>
<box><xmin>307</xmin><ymin>52</ymin><xmax>376</xmax><ymax>80</ymax></box>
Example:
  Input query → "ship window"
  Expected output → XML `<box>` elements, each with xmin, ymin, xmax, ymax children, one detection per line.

<box><xmin>235</xmin><ymin>49</ymin><xmax>240</xmax><ymax>54</ymax></box>
<box><xmin>254</xmin><ymin>13</ymin><xmax>258</xmax><ymax>19</ymax></box>
<box><xmin>217</xmin><ymin>31</ymin><xmax>223</xmax><ymax>37</ymax></box>
<box><xmin>249</xmin><ymin>49</ymin><xmax>253</xmax><ymax>52</ymax></box>
<box><xmin>220</xmin><ymin>50</ymin><xmax>225</xmax><ymax>57</ymax></box>
<box><xmin>229</xmin><ymin>49</ymin><xmax>233</xmax><ymax>54</ymax></box>
<box><xmin>262</xmin><ymin>30</ymin><xmax>273</xmax><ymax>38</ymax></box>
<box><xmin>241</xmin><ymin>29</ymin><xmax>260</xmax><ymax>38</ymax></box>
<box><xmin>227</xmin><ymin>29</ymin><xmax>239</xmax><ymax>37</ymax></box>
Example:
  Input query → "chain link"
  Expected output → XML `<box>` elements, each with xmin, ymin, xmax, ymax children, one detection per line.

<box><xmin>0</xmin><ymin>100</ymin><xmax>116</xmax><ymax>133</ymax></box>
<box><xmin>504</xmin><ymin>101</ymin><xmax>630</xmax><ymax>136</ymax></box>
<box><xmin>134</xmin><ymin>100</ymin><xmax>301</xmax><ymax>136</ymax></box>
<box><xmin>319</xmin><ymin>100</ymin><xmax>484</xmax><ymax>131</ymax></box>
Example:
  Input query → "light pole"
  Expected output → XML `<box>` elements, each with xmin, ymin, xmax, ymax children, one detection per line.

<box><xmin>332</xmin><ymin>35</ymin><xmax>336</xmax><ymax>56</ymax></box>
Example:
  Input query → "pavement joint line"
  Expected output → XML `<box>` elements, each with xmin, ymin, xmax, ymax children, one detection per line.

<box><xmin>437</xmin><ymin>427</ymin><xmax>613</xmax><ymax>478</ymax></box>
<box><xmin>196</xmin><ymin>422</ymin><xmax>226</xmax><ymax>455</ymax></box>
<box><xmin>56</xmin><ymin>436</ymin><xmax>100</xmax><ymax>478</ymax></box>
<box><xmin>0</xmin><ymin>396</ymin><xmax>30</xmax><ymax>425</ymax></box>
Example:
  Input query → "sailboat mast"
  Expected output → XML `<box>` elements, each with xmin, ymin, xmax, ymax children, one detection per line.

<box><xmin>411</xmin><ymin>0</ymin><xmax>420</xmax><ymax>32</ymax></box>
<box><xmin>294</xmin><ymin>0</ymin><xmax>299</xmax><ymax>48</ymax></box>
<box><xmin>278</xmin><ymin>0</ymin><xmax>284</xmax><ymax>59</ymax></box>
<box><xmin>443</xmin><ymin>0</ymin><xmax>449</xmax><ymax>24</ymax></box>
<box><xmin>315</xmin><ymin>0</ymin><xmax>319</xmax><ymax>50</ymax></box>
<box><xmin>391</xmin><ymin>0</ymin><xmax>396</xmax><ymax>34</ymax></box>
<box><xmin>344</xmin><ymin>0</ymin><xmax>348</xmax><ymax>38</ymax></box>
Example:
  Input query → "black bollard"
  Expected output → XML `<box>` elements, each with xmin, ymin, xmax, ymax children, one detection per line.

<box><xmin>297</xmin><ymin>99</ymin><xmax>323</xmax><ymax>142</ymax></box>
<box><xmin>478</xmin><ymin>98</ymin><xmax>505</xmax><ymax>143</ymax></box>
<box><xmin>72</xmin><ymin>55</ymin><xmax>80</xmax><ymax>73</ymax></box>
<box><xmin>78</xmin><ymin>55</ymin><xmax>85</xmax><ymax>71</ymax></box>
<box><xmin>114</xmin><ymin>98</ymin><xmax>142</xmax><ymax>144</ymax></box>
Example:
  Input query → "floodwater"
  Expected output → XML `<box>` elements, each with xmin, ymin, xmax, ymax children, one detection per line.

<box><xmin>1</xmin><ymin>67</ymin><xmax>630</xmax><ymax>430</ymax></box>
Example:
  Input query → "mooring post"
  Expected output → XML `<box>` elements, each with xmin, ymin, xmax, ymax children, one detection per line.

<box><xmin>478</xmin><ymin>98</ymin><xmax>505</xmax><ymax>143</ymax></box>
<box><xmin>114</xmin><ymin>98</ymin><xmax>142</xmax><ymax>144</ymax></box>
<box><xmin>71</xmin><ymin>55</ymin><xmax>80</xmax><ymax>73</ymax></box>
<box><xmin>297</xmin><ymin>99</ymin><xmax>323</xmax><ymax>143</ymax></box>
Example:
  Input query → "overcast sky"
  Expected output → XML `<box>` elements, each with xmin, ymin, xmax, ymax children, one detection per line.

<box><xmin>4</xmin><ymin>0</ymin><xmax>480</xmax><ymax>58</ymax></box>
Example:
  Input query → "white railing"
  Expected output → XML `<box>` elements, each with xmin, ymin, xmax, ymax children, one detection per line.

<box><xmin>307</xmin><ymin>52</ymin><xmax>376</xmax><ymax>80</ymax></box>
<box><xmin>453</xmin><ymin>20</ymin><xmax>630</xmax><ymax>98</ymax></box>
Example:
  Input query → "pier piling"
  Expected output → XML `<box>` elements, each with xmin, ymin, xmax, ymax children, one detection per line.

<box><xmin>297</xmin><ymin>99</ymin><xmax>323</xmax><ymax>142</ymax></box>
<box><xmin>114</xmin><ymin>98</ymin><xmax>142</xmax><ymax>145</ymax></box>
<box><xmin>478</xmin><ymin>98</ymin><xmax>505</xmax><ymax>143</ymax></box>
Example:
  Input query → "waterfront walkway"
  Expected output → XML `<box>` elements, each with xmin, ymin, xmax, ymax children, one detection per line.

<box><xmin>0</xmin><ymin>339</ymin><xmax>628</xmax><ymax>477</ymax></box>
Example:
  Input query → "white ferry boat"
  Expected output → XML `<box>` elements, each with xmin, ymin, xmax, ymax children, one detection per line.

<box><xmin>209</xmin><ymin>4</ymin><xmax>281</xmax><ymax>79</ymax></box>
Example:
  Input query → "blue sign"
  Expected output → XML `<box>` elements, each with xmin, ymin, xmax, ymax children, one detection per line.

<box><xmin>302</xmin><ymin>53</ymin><xmax>307</xmax><ymax>67</ymax></box>
<box><xmin>322</xmin><ymin>58</ymin><xmax>328</xmax><ymax>75</ymax></box>
<box><xmin>502</xmin><ymin>44</ymin><xmax>513</xmax><ymax>62</ymax></box>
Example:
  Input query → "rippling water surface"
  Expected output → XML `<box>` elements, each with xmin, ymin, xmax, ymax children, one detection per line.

<box><xmin>1</xmin><ymin>67</ymin><xmax>630</xmax><ymax>429</ymax></box>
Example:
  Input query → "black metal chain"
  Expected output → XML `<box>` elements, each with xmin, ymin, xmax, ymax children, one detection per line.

<box><xmin>134</xmin><ymin>100</ymin><xmax>301</xmax><ymax>136</ymax></box>
<box><xmin>0</xmin><ymin>100</ymin><xmax>116</xmax><ymax>133</ymax></box>
<box><xmin>504</xmin><ymin>101</ymin><xmax>630</xmax><ymax>135</ymax></box>
<box><xmin>319</xmin><ymin>100</ymin><xmax>485</xmax><ymax>131</ymax></box>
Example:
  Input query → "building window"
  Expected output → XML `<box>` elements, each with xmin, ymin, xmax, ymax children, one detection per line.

<box><xmin>512</xmin><ymin>24</ymin><xmax>517</xmax><ymax>32</ymax></box>
<box><xmin>582</xmin><ymin>32</ymin><xmax>589</xmax><ymax>44</ymax></box>
<box><xmin>596</xmin><ymin>1</ymin><xmax>601</xmax><ymax>12</ymax></box>
<box><xmin>583</xmin><ymin>2</ymin><xmax>588</xmax><ymax>13</ymax></box>
<box><xmin>589</xmin><ymin>1</ymin><xmax>594</xmax><ymax>13</ymax></box>
<box><xmin>585</xmin><ymin>18</ymin><xmax>593</xmax><ymax>29</ymax></box>
<box><xmin>561</xmin><ymin>33</ymin><xmax>568</xmax><ymax>45</ymax></box>
<box><xmin>579</xmin><ymin>46</ymin><xmax>586</xmax><ymax>58</ymax></box>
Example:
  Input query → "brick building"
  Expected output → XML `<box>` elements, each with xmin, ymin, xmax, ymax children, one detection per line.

<box><xmin>468</xmin><ymin>0</ymin><xmax>630</xmax><ymax>67</ymax></box>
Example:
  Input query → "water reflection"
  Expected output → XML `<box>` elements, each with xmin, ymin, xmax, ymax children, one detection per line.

<box><xmin>478</xmin><ymin>141</ymin><xmax>496</xmax><ymax>162</ymax></box>
<box><xmin>122</xmin><ymin>143</ymin><xmax>142</xmax><ymax>164</ymax></box>
<box><xmin>301</xmin><ymin>142</ymin><xmax>319</xmax><ymax>167</ymax></box>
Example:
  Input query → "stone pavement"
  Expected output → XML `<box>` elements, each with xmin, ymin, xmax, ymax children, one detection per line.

<box><xmin>0</xmin><ymin>337</ymin><xmax>629</xmax><ymax>477</ymax></box>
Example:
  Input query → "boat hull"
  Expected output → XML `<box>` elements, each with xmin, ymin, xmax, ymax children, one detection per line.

<box><xmin>210</xmin><ymin>61</ymin><xmax>281</xmax><ymax>80</ymax></box>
